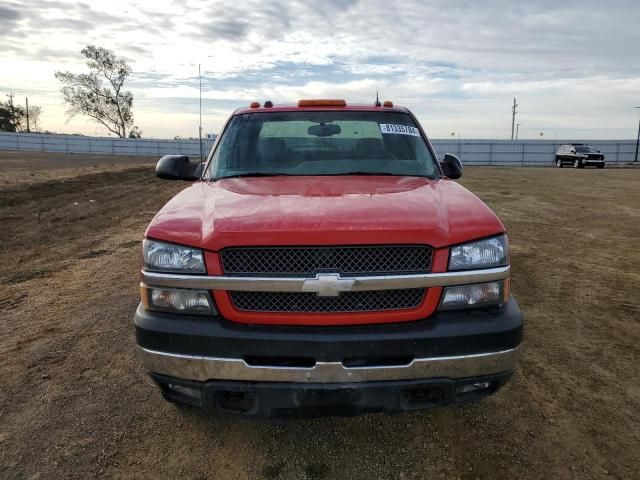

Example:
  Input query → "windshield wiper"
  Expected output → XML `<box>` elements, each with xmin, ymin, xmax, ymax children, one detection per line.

<box><xmin>337</xmin><ymin>171</ymin><xmax>396</xmax><ymax>176</ymax></box>
<box><xmin>321</xmin><ymin>171</ymin><xmax>430</xmax><ymax>177</ymax></box>
<box><xmin>215</xmin><ymin>172</ymin><xmax>297</xmax><ymax>180</ymax></box>
<box><xmin>215</xmin><ymin>171</ymin><xmax>434</xmax><ymax>180</ymax></box>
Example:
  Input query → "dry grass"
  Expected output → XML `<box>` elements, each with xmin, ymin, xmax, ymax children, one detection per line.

<box><xmin>0</xmin><ymin>150</ymin><xmax>154</xmax><ymax>187</ymax></box>
<box><xmin>0</xmin><ymin>152</ymin><xmax>639</xmax><ymax>480</ymax></box>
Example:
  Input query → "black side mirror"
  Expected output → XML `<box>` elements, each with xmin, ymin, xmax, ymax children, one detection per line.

<box><xmin>155</xmin><ymin>155</ymin><xmax>203</xmax><ymax>181</ymax></box>
<box><xmin>439</xmin><ymin>153</ymin><xmax>463</xmax><ymax>179</ymax></box>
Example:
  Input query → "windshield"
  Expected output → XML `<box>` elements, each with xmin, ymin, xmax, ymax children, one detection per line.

<box><xmin>207</xmin><ymin>111</ymin><xmax>439</xmax><ymax>179</ymax></box>
<box><xmin>575</xmin><ymin>146</ymin><xmax>598</xmax><ymax>153</ymax></box>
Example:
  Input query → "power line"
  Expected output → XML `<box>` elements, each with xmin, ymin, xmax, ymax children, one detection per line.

<box><xmin>6</xmin><ymin>92</ymin><xmax>18</xmax><ymax>132</ymax></box>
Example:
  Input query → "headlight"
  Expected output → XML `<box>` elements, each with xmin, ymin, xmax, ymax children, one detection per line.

<box><xmin>141</xmin><ymin>286</ymin><xmax>216</xmax><ymax>315</ymax></box>
<box><xmin>143</xmin><ymin>239</ymin><xmax>205</xmax><ymax>273</ymax></box>
<box><xmin>449</xmin><ymin>235</ymin><xmax>508</xmax><ymax>271</ymax></box>
<box><xmin>439</xmin><ymin>281</ymin><xmax>506</xmax><ymax>310</ymax></box>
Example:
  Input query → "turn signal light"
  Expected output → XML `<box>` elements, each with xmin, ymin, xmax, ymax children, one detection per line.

<box><xmin>503</xmin><ymin>278</ymin><xmax>511</xmax><ymax>303</ymax></box>
<box><xmin>140</xmin><ymin>286</ymin><xmax>216</xmax><ymax>315</ymax></box>
<box><xmin>438</xmin><ymin>281</ymin><xmax>504</xmax><ymax>310</ymax></box>
<box><xmin>298</xmin><ymin>99</ymin><xmax>347</xmax><ymax>107</ymax></box>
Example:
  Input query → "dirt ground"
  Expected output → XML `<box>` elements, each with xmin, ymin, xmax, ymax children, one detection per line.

<box><xmin>0</xmin><ymin>150</ymin><xmax>154</xmax><ymax>188</ymax></box>
<box><xmin>1</xmin><ymin>150</ymin><xmax>639</xmax><ymax>480</ymax></box>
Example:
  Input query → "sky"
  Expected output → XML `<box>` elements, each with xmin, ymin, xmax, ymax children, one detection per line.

<box><xmin>1</xmin><ymin>0</ymin><xmax>639</xmax><ymax>139</ymax></box>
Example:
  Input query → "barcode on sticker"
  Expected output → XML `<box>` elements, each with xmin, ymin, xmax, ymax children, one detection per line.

<box><xmin>379</xmin><ymin>124</ymin><xmax>420</xmax><ymax>136</ymax></box>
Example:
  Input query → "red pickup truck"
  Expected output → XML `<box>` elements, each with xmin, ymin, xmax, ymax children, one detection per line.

<box><xmin>135</xmin><ymin>99</ymin><xmax>523</xmax><ymax>417</ymax></box>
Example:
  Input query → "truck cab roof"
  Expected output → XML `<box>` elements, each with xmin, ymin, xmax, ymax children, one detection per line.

<box><xmin>233</xmin><ymin>99</ymin><xmax>410</xmax><ymax>115</ymax></box>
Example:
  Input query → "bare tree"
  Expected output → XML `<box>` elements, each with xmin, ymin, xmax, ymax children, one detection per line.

<box><xmin>28</xmin><ymin>105</ymin><xmax>43</xmax><ymax>132</ymax></box>
<box><xmin>55</xmin><ymin>45</ymin><xmax>133</xmax><ymax>137</ymax></box>
<box><xmin>128</xmin><ymin>125</ymin><xmax>142</xmax><ymax>138</ymax></box>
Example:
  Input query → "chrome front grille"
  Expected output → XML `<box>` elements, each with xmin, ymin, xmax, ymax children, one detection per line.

<box><xmin>220</xmin><ymin>245</ymin><xmax>433</xmax><ymax>277</ymax></box>
<box><xmin>229</xmin><ymin>289</ymin><xmax>426</xmax><ymax>313</ymax></box>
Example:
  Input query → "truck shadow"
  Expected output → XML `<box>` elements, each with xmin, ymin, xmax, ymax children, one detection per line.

<box><xmin>176</xmin><ymin>377</ymin><xmax>552</xmax><ymax>480</ymax></box>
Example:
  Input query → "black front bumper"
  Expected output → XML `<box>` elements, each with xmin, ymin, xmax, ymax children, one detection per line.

<box><xmin>135</xmin><ymin>298</ymin><xmax>523</xmax><ymax>417</ymax></box>
<box><xmin>150</xmin><ymin>372</ymin><xmax>514</xmax><ymax>418</ymax></box>
<box><xmin>135</xmin><ymin>298</ymin><xmax>522</xmax><ymax>361</ymax></box>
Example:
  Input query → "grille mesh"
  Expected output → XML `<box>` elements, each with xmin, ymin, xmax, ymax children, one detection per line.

<box><xmin>220</xmin><ymin>245</ymin><xmax>432</xmax><ymax>277</ymax></box>
<box><xmin>229</xmin><ymin>289</ymin><xmax>426</xmax><ymax>313</ymax></box>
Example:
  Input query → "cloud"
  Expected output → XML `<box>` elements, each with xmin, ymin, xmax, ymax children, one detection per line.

<box><xmin>0</xmin><ymin>5</ymin><xmax>20</xmax><ymax>20</ymax></box>
<box><xmin>0</xmin><ymin>4</ymin><xmax>22</xmax><ymax>37</ymax></box>
<box><xmin>45</xmin><ymin>18</ymin><xmax>95</xmax><ymax>30</ymax></box>
<box><xmin>1</xmin><ymin>0</ymin><xmax>639</xmax><ymax>138</ymax></box>
<box><xmin>200</xmin><ymin>19</ymin><xmax>251</xmax><ymax>41</ymax></box>
<box><xmin>195</xmin><ymin>1</ymin><xmax>293</xmax><ymax>42</ymax></box>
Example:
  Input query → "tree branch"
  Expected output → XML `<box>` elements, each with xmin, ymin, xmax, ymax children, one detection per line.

<box><xmin>83</xmin><ymin>111</ymin><xmax>122</xmax><ymax>137</ymax></box>
<box><xmin>55</xmin><ymin>45</ymin><xmax>133</xmax><ymax>138</ymax></box>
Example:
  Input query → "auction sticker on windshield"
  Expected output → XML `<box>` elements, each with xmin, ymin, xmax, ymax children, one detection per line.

<box><xmin>379</xmin><ymin>124</ymin><xmax>420</xmax><ymax>136</ymax></box>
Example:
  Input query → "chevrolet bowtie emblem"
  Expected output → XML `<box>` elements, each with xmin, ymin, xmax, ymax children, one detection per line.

<box><xmin>301</xmin><ymin>273</ymin><xmax>355</xmax><ymax>297</ymax></box>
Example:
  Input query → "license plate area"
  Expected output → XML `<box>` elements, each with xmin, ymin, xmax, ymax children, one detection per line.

<box><xmin>298</xmin><ymin>387</ymin><xmax>359</xmax><ymax>406</ymax></box>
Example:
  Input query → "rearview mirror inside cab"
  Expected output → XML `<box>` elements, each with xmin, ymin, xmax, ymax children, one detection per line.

<box><xmin>156</xmin><ymin>155</ymin><xmax>203</xmax><ymax>181</ymax></box>
<box><xmin>308</xmin><ymin>123</ymin><xmax>341</xmax><ymax>137</ymax></box>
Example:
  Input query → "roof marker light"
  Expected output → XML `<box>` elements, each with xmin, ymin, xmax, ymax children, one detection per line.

<box><xmin>264</xmin><ymin>100</ymin><xmax>273</xmax><ymax>108</ymax></box>
<box><xmin>250</xmin><ymin>101</ymin><xmax>260</xmax><ymax>108</ymax></box>
<box><xmin>298</xmin><ymin>99</ymin><xmax>347</xmax><ymax>107</ymax></box>
<box><xmin>383</xmin><ymin>100</ymin><xmax>394</xmax><ymax>107</ymax></box>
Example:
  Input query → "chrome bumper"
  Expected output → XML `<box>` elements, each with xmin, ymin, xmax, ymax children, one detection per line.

<box><xmin>141</xmin><ymin>266</ymin><xmax>510</xmax><ymax>293</ymax></box>
<box><xmin>139</xmin><ymin>347</ymin><xmax>519</xmax><ymax>383</ymax></box>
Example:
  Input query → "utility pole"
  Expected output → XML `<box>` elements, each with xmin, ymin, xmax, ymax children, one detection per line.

<box><xmin>7</xmin><ymin>93</ymin><xmax>16</xmax><ymax>130</ymax></box>
<box><xmin>25</xmin><ymin>97</ymin><xmax>30</xmax><ymax>133</ymax></box>
<box><xmin>199</xmin><ymin>64</ymin><xmax>203</xmax><ymax>162</ymax></box>
<box><xmin>516</xmin><ymin>123</ymin><xmax>521</xmax><ymax>140</ymax></box>
<box><xmin>511</xmin><ymin>97</ymin><xmax>518</xmax><ymax>140</ymax></box>
<box><xmin>635</xmin><ymin>107</ymin><xmax>640</xmax><ymax>163</ymax></box>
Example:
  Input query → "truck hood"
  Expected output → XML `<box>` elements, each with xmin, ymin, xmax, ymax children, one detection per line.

<box><xmin>146</xmin><ymin>176</ymin><xmax>504</xmax><ymax>251</ymax></box>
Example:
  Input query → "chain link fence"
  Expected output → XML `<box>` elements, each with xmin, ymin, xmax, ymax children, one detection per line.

<box><xmin>430</xmin><ymin>139</ymin><xmax>637</xmax><ymax>166</ymax></box>
<box><xmin>0</xmin><ymin>132</ymin><xmax>216</xmax><ymax>159</ymax></box>
<box><xmin>0</xmin><ymin>132</ymin><xmax>637</xmax><ymax>165</ymax></box>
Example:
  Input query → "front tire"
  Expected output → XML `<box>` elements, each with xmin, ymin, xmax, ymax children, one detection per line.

<box><xmin>555</xmin><ymin>157</ymin><xmax>563</xmax><ymax>168</ymax></box>
<box><xmin>573</xmin><ymin>159</ymin><xmax>583</xmax><ymax>169</ymax></box>
<box><xmin>597</xmin><ymin>163</ymin><xmax>605</xmax><ymax>169</ymax></box>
